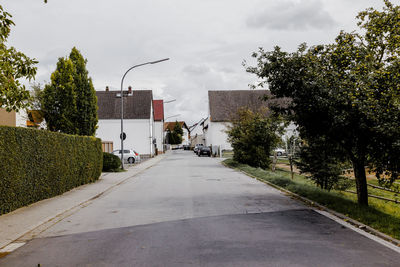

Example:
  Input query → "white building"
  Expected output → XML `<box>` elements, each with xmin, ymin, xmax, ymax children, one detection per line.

<box><xmin>189</xmin><ymin>118</ymin><xmax>206</xmax><ymax>148</ymax></box>
<box><xmin>96</xmin><ymin>89</ymin><xmax>155</xmax><ymax>157</ymax></box>
<box><xmin>0</xmin><ymin>108</ymin><xmax>46</xmax><ymax>129</ymax></box>
<box><xmin>203</xmin><ymin>90</ymin><xmax>292</xmax><ymax>151</ymax></box>
<box><xmin>153</xmin><ymin>100</ymin><xmax>164</xmax><ymax>154</ymax></box>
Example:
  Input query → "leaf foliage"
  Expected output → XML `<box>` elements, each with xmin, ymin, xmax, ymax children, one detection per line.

<box><xmin>246</xmin><ymin>0</ymin><xmax>400</xmax><ymax>205</ymax></box>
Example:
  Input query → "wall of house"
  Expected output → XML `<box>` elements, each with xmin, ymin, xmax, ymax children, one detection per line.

<box><xmin>96</xmin><ymin>119</ymin><xmax>153</xmax><ymax>156</ymax></box>
<box><xmin>15</xmin><ymin>109</ymin><xmax>28</xmax><ymax>127</ymax></box>
<box><xmin>154</xmin><ymin>121</ymin><xmax>164</xmax><ymax>153</ymax></box>
<box><xmin>149</xmin><ymin>106</ymin><xmax>154</xmax><ymax>156</ymax></box>
<box><xmin>0</xmin><ymin>109</ymin><xmax>16</xmax><ymax>126</ymax></box>
<box><xmin>206</xmin><ymin>121</ymin><xmax>232</xmax><ymax>151</ymax></box>
<box><xmin>182</xmin><ymin>128</ymin><xmax>190</xmax><ymax>146</ymax></box>
<box><xmin>203</xmin><ymin>117</ymin><xmax>210</xmax><ymax>146</ymax></box>
<box><xmin>0</xmin><ymin>109</ymin><xmax>31</xmax><ymax>128</ymax></box>
<box><xmin>190</xmin><ymin>134</ymin><xmax>205</xmax><ymax>148</ymax></box>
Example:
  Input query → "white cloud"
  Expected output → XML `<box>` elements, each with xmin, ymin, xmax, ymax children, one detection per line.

<box><xmin>247</xmin><ymin>0</ymin><xmax>336</xmax><ymax>31</ymax></box>
<box><xmin>1</xmin><ymin>0</ymin><xmax>389</xmax><ymax>125</ymax></box>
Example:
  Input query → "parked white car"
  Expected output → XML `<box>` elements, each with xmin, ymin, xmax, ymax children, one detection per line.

<box><xmin>273</xmin><ymin>148</ymin><xmax>286</xmax><ymax>156</ymax></box>
<box><xmin>112</xmin><ymin>149</ymin><xmax>141</xmax><ymax>164</ymax></box>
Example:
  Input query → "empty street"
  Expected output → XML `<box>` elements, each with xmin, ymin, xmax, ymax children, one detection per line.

<box><xmin>1</xmin><ymin>150</ymin><xmax>400</xmax><ymax>266</ymax></box>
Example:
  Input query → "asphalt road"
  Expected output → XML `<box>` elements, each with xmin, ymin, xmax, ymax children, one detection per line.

<box><xmin>1</xmin><ymin>150</ymin><xmax>400</xmax><ymax>266</ymax></box>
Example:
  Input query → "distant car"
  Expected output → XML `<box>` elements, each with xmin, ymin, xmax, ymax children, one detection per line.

<box><xmin>198</xmin><ymin>146</ymin><xmax>211</xmax><ymax>157</ymax></box>
<box><xmin>193</xmin><ymin>144</ymin><xmax>204</xmax><ymax>154</ymax></box>
<box><xmin>112</xmin><ymin>149</ymin><xmax>141</xmax><ymax>164</ymax></box>
<box><xmin>273</xmin><ymin>148</ymin><xmax>286</xmax><ymax>157</ymax></box>
<box><xmin>183</xmin><ymin>145</ymin><xmax>191</xmax><ymax>150</ymax></box>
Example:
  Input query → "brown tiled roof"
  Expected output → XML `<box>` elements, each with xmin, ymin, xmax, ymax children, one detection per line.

<box><xmin>96</xmin><ymin>90</ymin><xmax>153</xmax><ymax>119</ymax></box>
<box><xmin>208</xmin><ymin>90</ymin><xmax>289</xmax><ymax>122</ymax></box>
<box><xmin>164</xmin><ymin>121</ymin><xmax>189</xmax><ymax>131</ymax></box>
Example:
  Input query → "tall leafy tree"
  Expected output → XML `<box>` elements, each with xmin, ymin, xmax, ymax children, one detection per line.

<box><xmin>166</xmin><ymin>121</ymin><xmax>183</xmax><ymax>145</ymax></box>
<box><xmin>42</xmin><ymin>58</ymin><xmax>78</xmax><ymax>134</ymax></box>
<box><xmin>69</xmin><ymin>47</ymin><xmax>98</xmax><ymax>136</ymax></box>
<box><xmin>0</xmin><ymin>5</ymin><xmax>37</xmax><ymax>112</ymax></box>
<box><xmin>173</xmin><ymin>121</ymin><xmax>183</xmax><ymax>137</ymax></box>
<box><xmin>246</xmin><ymin>0</ymin><xmax>400</xmax><ymax>206</ymax></box>
<box><xmin>42</xmin><ymin>48</ymin><xmax>97</xmax><ymax>136</ymax></box>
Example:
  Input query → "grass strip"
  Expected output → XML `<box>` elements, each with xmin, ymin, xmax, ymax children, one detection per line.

<box><xmin>223</xmin><ymin>158</ymin><xmax>400</xmax><ymax>241</ymax></box>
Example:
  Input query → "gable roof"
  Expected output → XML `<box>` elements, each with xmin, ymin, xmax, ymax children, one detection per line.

<box><xmin>153</xmin><ymin>100</ymin><xmax>164</xmax><ymax>121</ymax></box>
<box><xmin>208</xmin><ymin>90</ymin><xmax>268</xmax><ymax>122</ymax></box>
<box><xmin>164</xmin><ymin>121</ymin><xmax>189</xmax><ymax>132</ymax></box>
<box><xmin>96</xmin><ymin>90</ymin><xmax>153</xmax><ymax>119</ymax></box>
<box><xmin>208</xmin><ymin>90</ymin><xmax>288</xmax><ymax>122</ymax></box>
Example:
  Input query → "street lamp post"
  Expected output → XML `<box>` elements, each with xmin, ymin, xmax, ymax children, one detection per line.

<box><xmin>120</xmin><ymin>58</ymin><xmax>169</xmax><ymax>169</ymax></box>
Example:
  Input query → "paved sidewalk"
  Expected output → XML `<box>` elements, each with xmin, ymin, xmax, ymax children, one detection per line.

<box><xmin>0</xmin><ymin>154</ymin><xmax>166</xmax><ymax>250</ymax></box>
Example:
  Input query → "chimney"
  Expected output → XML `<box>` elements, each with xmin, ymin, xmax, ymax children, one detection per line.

<box><xmin>128</xmin><ymin>86</ymin><xmax>132</xmax><ymax>94</ymax></box>
<box><xmin>105</xmin><ymin>86</ymin><xmax>109</xmax><ymax>92</ymax></box>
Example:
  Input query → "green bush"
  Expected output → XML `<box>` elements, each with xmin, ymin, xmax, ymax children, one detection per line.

<box><xmin>0</xmin><ymin>126</ymin><xmax>102</xmax><ymax>215</ymax></box>
<box><xmin>102</xmin><ymin>152</ymin><xmax>121</xmax><ymax>172</ymax></box>
<box><xmin>226</xmin><ymin>108</ymin><xmax>283</xmax><ymax>169</ymax></box>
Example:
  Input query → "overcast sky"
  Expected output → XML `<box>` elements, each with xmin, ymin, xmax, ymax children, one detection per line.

<box><xmin>2</xmin><ymin>0</ymin><xmax>391</xmax><ymax>125</ymax></box>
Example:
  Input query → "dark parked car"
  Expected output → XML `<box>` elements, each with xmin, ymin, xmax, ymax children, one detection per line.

<box><xmin>198</xmin><ymin>146</ymin><xmax>211</xmax><ymax>157</ymax></box>
<box><xmin>194</xmin><ymin>144</ymin><xmax>204</xmax><ymax>154</ymax></box>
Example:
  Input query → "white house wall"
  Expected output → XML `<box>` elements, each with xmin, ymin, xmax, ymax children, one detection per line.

<box><xmin>206</xmin><ymin>121</ymin><xmax>232</xmax><ymax>151</ymax></box>
<box><xmin>182</xmin><ymin>128</ymin><xmax>189</xmax><ymax>146</ymax></box>
<box><xmin>154</xmin><ymin>121</ymin><xmax>164</xmax><ymax>152</ymax></box>
<box><xmin>149</xmin><ymin>105</ymin><xmax>154</xmax><ymax>156</ymax></box>
<box><xmin>96</xmin><ymin>119</ymin><xmax>153</xmax><ymax>156</ymax></box>
<box><xmin>16</xmin><ymin>110</ymin><xmax>27</xmax><ymax>127</ymax></box>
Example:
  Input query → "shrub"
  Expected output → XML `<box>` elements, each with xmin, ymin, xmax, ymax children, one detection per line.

<box><xmin>226</xmin><ymin>107</ymin><xmax>284</xmax><ymax>169</ymax></box>
<box><xmin>102</xmin><ymin>152</ymin><xmax>121</xmax><ymax>172</ymax></box>
<box><xmin>0</xmin><ymin>126</ymin><xmax>102</xmax><ymax>215</ymax></box>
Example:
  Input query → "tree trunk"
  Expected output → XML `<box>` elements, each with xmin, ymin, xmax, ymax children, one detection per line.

<box><xmin>289</xmin><ymin>155</ymin><xmax>294</xmax><ymax>180</ymax></box>
<box><xmin>353</xmin><ymin>159</ymin><xmax>368</xmax><ymax>206</ymax></box>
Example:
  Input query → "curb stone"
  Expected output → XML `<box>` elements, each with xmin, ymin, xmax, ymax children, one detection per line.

<box><xmin>221</xmin><ymin>161</ymin><xmax>400</xmax><ymax>248</ymax></box>
<box><xmin>0</xmin><ymin>154</ymin><xmax>166</xmax><ymax>251</ymax></box>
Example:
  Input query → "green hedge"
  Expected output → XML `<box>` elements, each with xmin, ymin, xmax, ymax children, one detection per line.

<box><xmin>0</xmin><ymin>126</ymin><xmax>103</xmax><ymax>215</ymax></box>
<box><xmin>102</xmin><ymin>152</ymin><xmax>121</xmax><ymax>172</ymax></box>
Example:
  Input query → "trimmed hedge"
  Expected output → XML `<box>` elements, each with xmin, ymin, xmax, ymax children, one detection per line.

<box><xmin>0</xmin><ymin>126</ymin><xmax>103</xmax><ymax>215</ymax></box>
<box><xmin>102</xmin><ymin>152</ymin><xmax>121</xmax><ymax>172</ymax></box>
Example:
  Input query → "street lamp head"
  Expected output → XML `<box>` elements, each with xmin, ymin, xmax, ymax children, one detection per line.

<box><xmin>150</xmin><ymin>58</ymin><xmax>170</xmax><ymax>64</ymax></box>
<box><xmin>120</xmin><ymin>57</ymin><xmax>169</xmax><ymax>169</ymax></box>
<box><xmin>164</xmin><ymin>99</ymin><xmax>176</xmax><ymax>104</ymax></box>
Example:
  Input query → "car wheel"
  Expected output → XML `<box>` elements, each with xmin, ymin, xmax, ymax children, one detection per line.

<box><xmin>128</xmin><ymin>157</ymin><xmax>135</xmax><ymax>164</ymax></box>
<box><xmin>277</xmin><ymin>152</ymin><xmax>282</xmax><ymax>156</ymax></box>
<box><xmin>208</xmin><ymin>153</ymin><xmax>211</xmax><ymax>157</ymax></box>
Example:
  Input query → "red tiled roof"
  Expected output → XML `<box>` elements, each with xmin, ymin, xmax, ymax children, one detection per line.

<box><xmin>153</xmin><ymin>100</ymin><xmax>164</xmax><ymax>121</ymax></box>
